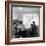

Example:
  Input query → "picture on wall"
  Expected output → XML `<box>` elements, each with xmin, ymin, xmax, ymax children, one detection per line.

<box><xmin>5</xmin><ymin>1</ymin><xmax>45</xmax><ymax>45</ymax></box>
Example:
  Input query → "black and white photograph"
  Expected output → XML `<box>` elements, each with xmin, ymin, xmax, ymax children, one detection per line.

<box><xmin>11</xmin><ymin>6</ymin><xmax>40</xmax><ymax>38</ymax></box>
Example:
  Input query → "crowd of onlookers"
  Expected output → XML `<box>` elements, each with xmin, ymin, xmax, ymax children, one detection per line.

<box><xmin>12</xmin><ymin>20</ymin><xmax>39</xmax><ymax>38</ymax></box>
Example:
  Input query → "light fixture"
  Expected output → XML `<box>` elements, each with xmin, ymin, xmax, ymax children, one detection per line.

<box><xmin>18</xmin><ymin>7</ymin><xmax>23</xmax><ymax>9</ymax></box>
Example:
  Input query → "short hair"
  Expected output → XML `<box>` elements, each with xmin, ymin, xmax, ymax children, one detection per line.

<box><xmin>33</xmin><ymin>21</ymin><xmax>35</xmax><ymax>23</ymax></box>
<box><xmin>20</xmin><ymin>21</ymin><xmax>23</xmax><ymax>24</ymax></box>
<box><xmin>19</xmin><ymin>28</ymin><xmax>21</xmax><ymax>31</ymax></box>
<box><xmin>31</xmin><ymin>24</ymin><xmax>33</xmax><ymax>26</ymax></box>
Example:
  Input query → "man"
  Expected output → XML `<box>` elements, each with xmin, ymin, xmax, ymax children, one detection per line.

<box><xmin>30</xmin><ymin>24</ymin><xmax>33</xmax><ymax>37</ymax></box>
<box><xmin>32</xmin><ymin>21</ymin><xmax>37</xmax><ymax>32</ymax></box>
<box><xmin>32</xmin><ymin>21</ymin><xmax>38</xmax><ymax>37</ymax></box>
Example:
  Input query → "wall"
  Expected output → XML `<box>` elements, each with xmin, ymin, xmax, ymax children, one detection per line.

<box><xmin>0</xmin><ymin>0</ymin><xmax>46</xmax><ymax>46</ymax></box>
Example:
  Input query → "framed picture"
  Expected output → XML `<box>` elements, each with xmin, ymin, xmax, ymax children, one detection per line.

<box><xmin>5</xmin><ymin>1</ymin><xmax>45</xmax><ymax>45</ymax></box>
